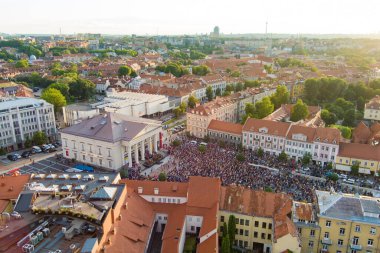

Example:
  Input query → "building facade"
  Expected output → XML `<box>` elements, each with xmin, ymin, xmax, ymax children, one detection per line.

<box><xmin>0</xmin><ymin>97</ymin><xmax>56</xmax><ymax>150</ymax></box>
<box><xmin>364</xmin><ymin>96</ymin><xmax>380</xmax><ymax>121</ymax></box>
<box><xmin>60</xmin><ymin>112</ymin><xmax>163</xmax><ymax>170</ymax></box>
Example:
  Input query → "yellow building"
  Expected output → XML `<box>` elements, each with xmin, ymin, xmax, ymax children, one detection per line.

<box><xmin>335</xmin><ymin>143</ymin><xmax>380</xmax><ymax>175</ymax></box>
<box><xmin>292</xmin><ymin>202</ymin><xmax>321</xmax><ymax>253</ymax></box>
<box><xmin>218</xmin><ymin>185</ymin><xmax>301</xmax><ymax>253</ymax></box>
<box><xmin>316</xmin><ymin>190</ymin><xmax>380</xmax><ymax>253</ymax></box>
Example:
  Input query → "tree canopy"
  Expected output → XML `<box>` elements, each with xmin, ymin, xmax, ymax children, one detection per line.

<box><xmin>15</xmin><ymin>59</ymin><xmax>29</xmax><ymax>68</ymax></box>
<box><xmin>270</xmin><ymin>85</ymin><xmax>290</xmax><ymax>109</ymax></box>
<box><xmin>255</xmin><ymin>97</ymin><xmax>274</xmax><ymax>119</ymax></box>
<box><xmin>41</xmin><ymin>88</ymin><xmax>67</xmax><ymax>112</ymax></box>
<box><xmin>187</xmin><ymin>95</ymin><xmax>199</xmax><ymax>109</ymax></box>
<box><xmin>290</xmin><ymin>99</ymin><xmax>309</xmax><ymax>122</ymax></box>
<box><xmin>192</xmin><ymin>65</ymin><xmax>210</xmax><ymax>76</ymax></box>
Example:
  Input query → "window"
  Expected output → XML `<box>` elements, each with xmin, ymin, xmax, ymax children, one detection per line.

<box><xmin>244</xmin><ymin>241</ymin><xmax>248</xmax><ymax>248</ymax></box>
<box><xmin>191</xmin><ymin>226</ymin><xmax>195</xmax><ymax>231</ymax></box>
<box><xmin>244</xmin><ymin>230</ymin><xmax>249</xmax><ymax>236</ymax></box>
<box><xmin>254</xmin><ymin>232</ymin><xmax>258</xmax><ymax>238</ymax></box>
<box><xmin>220</xmin><ymin>226</ymin><xmax>224</xmax><ymax>233</ymax></box>
<box><xmin>220</xmin><ymin>216</ymin><xmax>225</xmax><ymax>222</ymax></box>
<box><xmin>338</xmin><ymin>239</ymin><xmax>343</xmax><ymax>246</ymax></box>
<box><xmin>322</xmin><ymin>244</ymin><xmax>328</xmax><ymax>251</ymax></box>
<box><xmin>239</xmin><ymin>229</ymin><xmax>243</xmax><ymax>235</ymax></box>
<box><xmin>255</xmin><ymin>221</ymin><xmax>259</xmax><ymax>227</ymax></box>
<box><xmin>261</xmin><ymin>233</ymin><xmax>266</xmax><ymax>239</ymax></box>
<box><xmin>355</xmin><ymin>225</ymin><xmax>361</xmax><ymax>232</ymax></box>
<box><xmin>245</xmin><ymin>220</ymin><xmax>249</xmax><ymax>226</ymax></box>
<box><xmin>310</xmin><ymin>229</ymin><xmax>315</xmax><ymax>237</ymax></box>
<box><xmin>324</xmin><ymin>232</ymin><xmax>329</xmax><ymax>239</ymax></box>
<box><xmin>339</xmin><ymin>228</ymin><xmax>345</xmax><ymax>235</ymax></box>
<box><xmin>262</xmin><ymin>222</ymin><xmax>267</xmax><ymax>229</ymax></box>
<box><xmin>368</xmin><ymin>239</ymin><xmax>373</xmax><ymax>246</ymax></box>
<box><xmin>326</xmin><ymin>220</ymin><xmax>331</xmax><ymax>227</ymax></box>
<box><xmin>309</xmin><ymin>241</ymin><xmax>314</xmax><ymax>248</ymax></box>
<box><xmin>268</xmin><ymin>223</ymin><xmax>272</xmax><ymax>229</ymax></box>
<box><xmin>240</xmin><ymin>219</ymin><xmax>244</xmax><ymax>225</ymax></box>
<box><xmin>267</xmin><ymin>234</ymin><xmax>271</xmax><ymax>240</ymax></box>
<box><xmin>370</xmin><ymin>227</ymin><xmax>376</xmax><ymax>235</ymax></box>
<box><xmin>353</xmin><ymin>237</ymin><xmax>359</xmax><ymax>245</ymax></box>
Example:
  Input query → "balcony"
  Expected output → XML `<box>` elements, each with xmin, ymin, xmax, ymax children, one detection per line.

<box><xmin>350</xmin><ymin>244</ymin><xmax>362</xmax><ymax>250</ymax></box>
<box><xmin>321</xmin><ymin>238</ymin><xmax>332</xmax><ymax>245</ymax></box>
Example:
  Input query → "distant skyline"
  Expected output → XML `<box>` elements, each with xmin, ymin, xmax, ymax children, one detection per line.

<box><xmin>1</xmin><ymin>0</ymin><xmax>380</xmax><ymax>35</ymax></box>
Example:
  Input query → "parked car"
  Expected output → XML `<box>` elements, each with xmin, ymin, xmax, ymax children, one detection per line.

<box><xmin>7</xmin><ymin>154</ymin><xmax>20</xmax><ymax>161</ymax></box>
<box><xmin>41</xmin><ymin>144</ymin><xmax>50</xmax><ymax>152</ymax></box>
<box><xmin>54</xmin><ymin>141</ymin><xmax>61</xmax><ymax>146</ymax></box>
<box><xmin>21</xmin><ymin>151</ymin><xmax>31</xmax><ymax>158</ymax></box>
<box><xmin>338</xmin><ymin>174</ymin><xmax>348</xmax><ymax>179</ymax></box>
<box><xmin>343</xmin><ymin>178</ymin><xmax>356</xmax><ymax>184</ymax></box>
<box><xmin>48</xmin><ymin>148</ymin><xmax>57</xmax><ymax>153</ymax></box>
<box><xmin>31</xmin><ymin>146</ymin><xmax>42</xmax><ymax>153</ymax></box>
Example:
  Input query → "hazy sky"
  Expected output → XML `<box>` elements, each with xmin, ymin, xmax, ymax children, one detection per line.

<box><xmin>1</xmin><ymin>0</ymin><xmax>380</xmax><ymax>35</ymax></box>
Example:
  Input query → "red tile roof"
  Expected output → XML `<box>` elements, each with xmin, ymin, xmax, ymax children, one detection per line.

<box><xmin>208</xmin><ymin>120</ymin><xmax>243</xmax><ymax>135</ymax></box>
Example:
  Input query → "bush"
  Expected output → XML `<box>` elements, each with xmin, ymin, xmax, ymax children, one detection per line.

<box><xmin>328</xmin><ymin>173</ymin><xmax>339</xmax><ymax>182</ymax></box>
<box><xmin>158</xmin><ymin>172</ymin><xmax>167</xmax><ymax>181</ymax></box>
<box><xmin>264</xmin><ymin>186</ymin><xmax>273</xmax><ymax>192</ymax></box>
<box><xmin>172</xmin><ymin>139</ymin><xmax>181</xmax><ymax>147</ymax></box>
<box><xmin>278</xmin><ymin>151</ymin><xmax>288</xmax><ymax>162</ymax></box>
<box><xmin>236</xmin><ymin>153</ymin><xmax>245</xmax><ymax>162</ymax></box>
<box><xmin>0</xmin><ymin>147</ymin><xmax>6</xmax><ymax>156</ymax></box>
<box><xmin>351</xmin><ymin>164</ymin><xmax>359</xmax><ymax>175</ymax></box>
<box><xmin>257</xmin><ymin>147</ymin><xmax>264</xmax><ymax>157</ymax></box>
<box><xmin>198</xmin><ymin>145</ymin><xmax>206</xmax><ymax>153</ymax></box>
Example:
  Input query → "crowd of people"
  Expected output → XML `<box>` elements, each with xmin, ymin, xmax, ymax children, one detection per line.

<box><xmin>128</xmin><ymin>136</ymin><xmax>375</xmax><ymax>203</ymax></box>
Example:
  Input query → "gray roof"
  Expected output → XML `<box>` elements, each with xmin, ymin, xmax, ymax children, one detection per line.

<box><xmin>0</xmin><ymin>98</ymin><xmax>51</xmax><ymax>111</ymax></box>
<box><xmin>61</xmin><ymin>112</ymin><xmax>161</xmax><ymax>143</ymax></box>
<box><xmin>91</xmin><ymin>187</ymin><xmax>117</xmax><ymax>200</ymax></box>
<box><xmin>14</xmin><ymin>192</ymin><xmax>34</xmax><ymax>213</ymax></box>
<box><xmin>317</xmin><ymin>190</ymin><xmax>380</xmax><ymax>225</ymax></box>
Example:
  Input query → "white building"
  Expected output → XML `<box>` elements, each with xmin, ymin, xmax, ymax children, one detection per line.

<box><xmin>200</xmin><ymin>74</ymin><xmax>226</xmax><ymax>101</ymax></box>
<box><xmin>60</xmin><ymin>112</ymin><xmax>163</xmax><ymax>169</ymax></box>
<box><xmin>62</xmin><ymin>103</ymin><xmax>100</xmax><ymax>126</ymax></box>
<box><xmin>92</xmin><ymin>89</ymin><xmax>175</xmax><ymax>117</ymax></box>
<box><xmin>242</xmin><ymin>118</ymin><xmax>340</xmax><ymax>165</ymax></box>
<box><xmin>364</xmin><ymin>96</ymin><xmax>380</xmax><ymax>121</ymax></box>
<box><xmin>0</xmin><ymin>97</ymin><xmax>56</xmax><ymax>150</ymax></box>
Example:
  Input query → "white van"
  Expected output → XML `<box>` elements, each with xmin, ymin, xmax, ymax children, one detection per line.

<box><xmin>32</xmin><ymin>146</ymin><xmax>42</xmax><ymax>153</ymax></box>
<box><xmin>199</xmin><ymin>142</ymin><xmax>207</xmax><ymax>146</ymax></box>
<box><xmin>190</xmin><ymin>140</ymin><xmax>197</xmax><ymax>145</ymax></box>
<box><xmin>344</xmin><ymin>178</ymin><xmax>355</xmax><ymax>185</ymax></box>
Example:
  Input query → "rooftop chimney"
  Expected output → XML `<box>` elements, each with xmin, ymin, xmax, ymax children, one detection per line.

<box><xmin>137</xmin><ymin>187</ymin><xmax>143</xmax><ymax>194</ymax></box>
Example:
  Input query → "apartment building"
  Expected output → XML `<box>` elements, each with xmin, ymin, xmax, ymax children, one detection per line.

<box><xmin>218</xmin><ymin>185</ymin><xmax>301</xmax><ymax>253</ymax></box>
<box><xmin>207</xmin><ymin>120</ymin><xmax>243</xmax><ymax>145</ymax></box>
<box><xmin>0</xmin><ymin>97</ymin><xmax>56</xmax><ymax>150</ymax></box>
<box><xmin>316</xmin><ymin>190</ymin><xmax>380</xmax><ymax>253</ymax></box>
<box><xmin>242</xmin><ymin>118</ymin><xmax>340</xmax><ymax>165</ymax></box>
<box><xmin>364</xmin><ymin>96</ymin><xmax>380</xmax><ymax>121</ymax></box>
<box><xmin>187</xmin><ymin>96</ymin><xmax>239</xmax><ymax>138</ymax></box>
<box><xmin>292</xmin><ymin>202</ymin><xmax>321</xmax><ymax>253</ymax></box>
<box><xmin>200</xmin><ymin>74</ymin><xmax>226</xmax><ymax>100</ymax></box>
<box><xmin>335</xmin><ymin>142</ymin><xmax>380</xmax><ymax>175</ymax></box>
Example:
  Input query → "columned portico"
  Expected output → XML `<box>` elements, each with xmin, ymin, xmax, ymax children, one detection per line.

<box><xmin>154</xmin><ymin>134</ymin><xmax>158</xmax><ymax>152</ymax></box>
<box><xmin>140</xmin><ymin>140</ymin><xmax>145</xmax><ymax>161</ymax></box>
<box><xmin>134</xmin><ymin>144</ymin><xmax>139</xmax><ymax>164</ymax></box>
<box><xmin>128</xmin><ymin>145</ymin><xmax>132</xmax><ymax>168</ymax></box>
<box><xmin>148</xmin><ymin>137</ymin><xmax>153</xmax><ymax>155</ymax></box>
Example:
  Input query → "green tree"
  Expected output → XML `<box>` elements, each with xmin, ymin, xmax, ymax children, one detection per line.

<box><xmin>331</xmin><ymin>125</ymin><xmax>352</xmax><ymax>139</ymax></box>
<box><xmin>351</xmin><ymin>163</ymin><xmax>359</xmax><ymax>175</ymax></box>
<box><xmin>222</xmin><ymin>222</ymin><xmax>228</xmax><ymax>238</ymax></box>
<box><xmin>172</xmin><ymin>139</ymin><xmax>181</xmax><ymax>147</ymax></box>
<box><xmin>158</xmin><ymin>172</ymin><xmax>167</xmax><ymax>181</ymax></box>
<box><xmin>227</xmin><ymin>215</ymin><xmax>236</xmax><ymax>249</ymax></box>
<box><xmin>24</xmin><ymin>136</ymin><xmax>32</xmax><ymax>148</ymax></box>
<box><xmin>69</xmin><ymin>78</ymin><xmax>96</xmax><ymax>100</ymax></box>
<box><xmin>206</xmin><ymin>86</ymin><xmax>213</xmax><ymax>101</ymax></box>
<box><xmin>270</xmin><ymin>85</ymin><xmax>290</xmax><ymax>109</ymax></box>
<box><xmin>278</xmin><ymin>151</ymin><xmax>288</xmax><ymax>162</ymax></box>
<box><xmin>215</xmin><ymin>88</ymin><xmax>222</xmax><ymax>97</ymax></box>
<box><xmin>15</xmin><ymin>59</ymin><xmax>29</xmax><ymax>68</ymax></box>
<box><xmin>192</xmin><ymin>65</ymin><xmax>210</xmax><ymax>76</ymax></box>
<box><xmin>342</xmin><ymin>109</ymin><xmax>356</xmax><ymax>127</ymax></box>
<box><xmin>264</xmin><ymin>186</ymin><xmax>273</xmax><ymax>192</ymax></box>
<box><xmin>245</xmin><ymin>103</ymin><xmax>255</xmax><ymax>116</ymax></box>
<box><xmin>321</xmin><ymin>109</ymin><xmax>337</xmax><ymax>126</ymax></box>
<box><xmin>48</xmin><ymin>82</ymin><xmax>69</xmax><ymax>98</ymax></box>
<box><xmin>236</xmin><ymin>153</ymin><xmax>245</xmax><ymax>162</ymax></box>
<box><xmin>187</xmin><ymin>95</ymin><xmax>199</xmax><ymax>109</ymax></box>
<box><xmin>328</xmin><ymin>173</ymin><xmax>339</xmax><ymax>182</ymax></box>
<box><xmin>32</xmin><ymin>131</ymin><xmax>48</xmax><ymax>145</ymax></box>
<box><xmin>118</xmin><ymin>65</ymin><xmax>132</xmax><ymax>77</ymax></box>
<box><xmin>198</xmin><ymin>145</ymin><xmax>206</xmax><ymax>153</ymax></box>
<box><xmin>257</xmin><ymin>147</ymin><xmax>264</xmax><ymax>157</ymax></box>
<box><xmin>255</xmin><ymin>97</ymin><xmax>274</xmax><ymax>119</ymax></box>
<box><xmin>302</xmin><ymin>152</ymin><xmax>312</xmax><ymax>166</ymax></box>
<box><xmin>221</xmin><ymin>235</ymin><xmax>231</xmax><ymax>253</ymax></box>
<box><xmin>41</xmin><ymin>88</ymin><xmax>67</xmax><ymax>112</ymax></box>
<box><xmin>235</xmin><ymin>83</ymin><xmax>244</xmax><ymax>92</ymax></box>
<box><xmin>290</xmin><ymin>99</ymin><xmax>309</xmax><ymax>122</ymax></box>
<box><xmin>230</xmin><ymin>70</ymin><xmax>241</xmax><ymax>77</ymax></box>
<box><xmin>244</xmin><ymin>80</ymin><xmax>260</xmax><ymax>89</ymax></box>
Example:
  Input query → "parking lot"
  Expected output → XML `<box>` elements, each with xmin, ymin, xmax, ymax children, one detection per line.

<box><xmin>18</xmin><ymin>156</ymin><xmax>72</xmax><ymax>174</ymax></box>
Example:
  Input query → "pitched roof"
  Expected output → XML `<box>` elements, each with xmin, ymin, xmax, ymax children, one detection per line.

<box><xmin>207</xmin><ymin>120</ymin><xmax>243</xmax><ymax>135</ymax></box>
<box><xmin>286</xmin><ymin>125</ymin><xmax>316</xmax><ymax>142</ymax></box>
<box><xmin>338</xmin><ymin>142</ymin><xmax>380</xmax><ymax>161</ymax></box>
<box><xmin>0</xmin><ymin>174</ymin><xmax>30</xmax><ymax>200</ymax></box>
<box><xmin>352</xmin><ymin>121</ymin><xmax>371</xmax><ymax>144</ymax></box>
<box><xmin>314</xmin><ymin>127</ymin><xmax>341</xmax><ymax>144</ymax></box>
<box><xmin>91</xmin><ymin>187</ymin><xmax>117</xmax><ymax>200</ymax></box>
<box><xmin>243</xmin><ymin>118</ymin><xmax>291</xmax><ymax>137</ymax></box>
<box><xmin>61</xmin><ymin>112</ymin><xmax>161</xmax><ymax>143</ymax></box>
